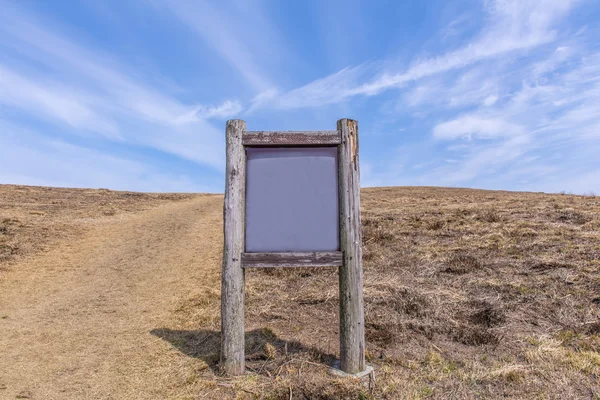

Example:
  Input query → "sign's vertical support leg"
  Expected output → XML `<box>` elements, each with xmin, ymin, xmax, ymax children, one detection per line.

<box><xmin>221</xmin><ymin>119</ymin><xmax>246</xmax><ymax>375</ymax></box>
<box><xmin>337</xmin><ymin>118</ymin><xmax>366</xmax><ymax>374</ymax></box>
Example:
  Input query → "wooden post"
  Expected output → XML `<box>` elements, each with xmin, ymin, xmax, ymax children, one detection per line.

<box><xmin>221</xmin><ymin>119</ymin><xmax>246</xmax><ymax>375</ymax></box>
<box><xmin>337</xmin><ymin>118</ymin><xmax>366</xmax><ymax>374</ymax></box>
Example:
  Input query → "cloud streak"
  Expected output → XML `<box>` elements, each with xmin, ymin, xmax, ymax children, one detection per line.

<box><xmin>0</xmin><ymin>65</ymin><xmax>120</xmax><ymax>139</ymax></box>
<box><xmin>433</xmin><ymin>116</ymin><xmax>524</xmax><ymax>140</ymax></box>
<box><xmin>0</xmin><ymin>2</ymin><xmax>235</xmax><ymax>170</ymax></box>
<box><xmin>158</xmin><ymin>0</ymin><xmax>295</xmax><ymax>94</ymax></box>
<box><xmin>257</xmin><ymin>0</ymin><xmax>578</xmax><ymax>109</ymax></box>
<box><xmin>0</xmin><ymin>120</ymin><xmax>219</xmax><ymax>192</ymax></box>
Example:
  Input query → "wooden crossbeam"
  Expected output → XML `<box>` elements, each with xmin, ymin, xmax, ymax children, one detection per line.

<box><xmin>243</xmin><ymin>130</ymin><xmax>340</xmax><ymax>146</ymax></box>
<box><xmin>241</xmin><ymin>251</ymin><xmax>342</xmax><ymax>268</ymax></box>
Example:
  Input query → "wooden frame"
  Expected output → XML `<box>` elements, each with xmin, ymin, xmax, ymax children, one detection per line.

<box><xmin>221</xmin><ymin>119</ymin><xmax>365</xmax><ymax>375</ymax></box>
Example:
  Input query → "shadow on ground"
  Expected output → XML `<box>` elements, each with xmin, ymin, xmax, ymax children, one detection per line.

<box><xmin>150</xmin><ymin>327</ymin><xmax>337</xmax><ymax>374</ymax></box>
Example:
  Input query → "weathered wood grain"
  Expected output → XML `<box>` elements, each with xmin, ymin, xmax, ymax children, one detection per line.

<box><xmin>337</xmin><ymin>118</ymin><xmax>366</xmax><ymax>374</ymax></box>
<box><xmin>221</xmin><ymin>119</ymin><xmax>246</xmax><ymax>375</ymax></box>
<box><xmin>242</xmin><ymin>252</ymin><xmax>343</xmax><ymax>268</ymax></box>
<box><xmin>243</xmin><ymin>130</ymin><xmax>340</xmax><ymax>146</ymax></box>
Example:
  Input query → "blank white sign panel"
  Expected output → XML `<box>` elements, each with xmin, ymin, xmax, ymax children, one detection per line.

<box><xmin>245</xmin><ymin>147</ymin><xmax>339</xmax><ymax>252</ymax></box>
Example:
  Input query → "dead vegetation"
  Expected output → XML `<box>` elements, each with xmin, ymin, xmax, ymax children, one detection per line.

<box><xmin>223</xmin><ymin>187</ymin><xmax>600</xmax><ymax>399</ymax></box>
<box><xmin>1</xmin><ymin>185</ymin><xmax>599</xmax><ymax>399</ymax></box>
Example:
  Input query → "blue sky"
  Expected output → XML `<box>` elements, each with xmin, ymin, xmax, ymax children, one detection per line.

<box><xmin>1</xmin><ymin>0</ymin><xmax>599</xmax><ymax>193</ymax></box>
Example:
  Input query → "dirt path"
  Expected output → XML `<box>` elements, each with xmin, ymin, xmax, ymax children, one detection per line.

<box><xmin>0</xmin><ymin>195</ymin><xmax>223</xmax><ymax>400</ymax></box>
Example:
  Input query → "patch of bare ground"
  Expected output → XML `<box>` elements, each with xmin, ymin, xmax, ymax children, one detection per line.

<box><xmin>1</xmin><ymin>185</ymin><xmax>600</xmax><ymax>399</ymax></box>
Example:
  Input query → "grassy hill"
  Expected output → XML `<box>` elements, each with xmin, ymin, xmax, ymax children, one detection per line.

<box><xmin>1</xmin><ymin>184</ymin><xmax>599</xmax><ymax>399</ymax></box>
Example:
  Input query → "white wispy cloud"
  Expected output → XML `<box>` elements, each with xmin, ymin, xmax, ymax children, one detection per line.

<box><xmin>159</xmin><ymin>0</ymin><xmax>292</xmax><ymax>93</ymax></box>
<box><xmin>435</xmin><ymin>135</ymin><xmax>534</xmax><ymax>184</ymax></box>
<box><xmin>427</xmin><ymin>46</ymin><xmax>600</xmax><ymax>191</ymax></box>
<box><xmin>0</xmin><ymin>2</ymin><xmax>235</xmax><ymax>170</ymax></box>
<box><xmin>273</xmin><ymin>64</ymin><xmax>378</xmax><ymax>109</ymax></box>
<box><xmin>482</xmin><ymin>95</ymin><xmax>499</xmax><ymax>107</ymax></box>
<box><xmin>257</xmin><ymin>0</ymin><xmax>578</xmax><ymax>109</ymax></box>
<box><xmin>433</xmin><ymin>116</ymin><xmax>524</xmax><ymax>140</ymax></box>
<box><xmin>361</xmin><ymin>25</ymin><xmax>599</xmax><ymax>193</ymax></box>
<box><xmin>194</xmin><ymin>100</ymin><xmax>244</xmax><ymax>120</ymax></box>
<box><xmin>171</xmin><ymin>100</ymin><xmax>243</xmax><ymax>125</ymax></box>
<box><xmin>402</xmin><ymin>65</ymin><xmax>502</xmax><ymax>111</ymax></box>
<box><xmin>440</xmin><ymin>12</ymin><xmax>473</xmax><ymax>41</ymax></box>
<box><xmin>0</xmin><ymin>120</ymin><xmax>219</xmax><ymax>192</ymax></box>
<box><xmin>0</xmin><ymin>65</ymin><xmax>120</xmax><ymax>139</ymax></box>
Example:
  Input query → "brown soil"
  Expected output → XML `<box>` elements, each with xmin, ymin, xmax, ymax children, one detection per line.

<box><xmin>1</xmin><ymin>185</ymin><xmax>599</xmax><ymax>399</ymax></box>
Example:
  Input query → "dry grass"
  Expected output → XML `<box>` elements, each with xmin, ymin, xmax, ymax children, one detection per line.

<box><xmin>0</xmin><ymin>184</ymin><xmax>196</xmax><ymax>270</ymax></box>
<box><xmin>232</xmin><ymin>187</ymin><xmax>600</xmax><ymax>399</ymax></box>
<box><xmin>1</xmin><ymin>185</ymin><xmax>599</xmax><ymax>399</ymax></box>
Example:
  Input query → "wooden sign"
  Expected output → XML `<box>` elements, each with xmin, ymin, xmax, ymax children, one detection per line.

<box><xmin>221</xmin><ymin>119</ymin><xmax>365</xmax><ymax>376</ymax></box>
